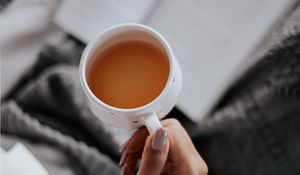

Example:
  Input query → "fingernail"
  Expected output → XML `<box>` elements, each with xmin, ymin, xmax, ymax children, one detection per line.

<box><xmin>119</xmin><ymin>152</ymin><xmax>127</xmax><ymax>166</ymax></box>
<box><xmin>121</xmin><ymin>165</ymin><xmax>127</xmax><ymax>175</ymax></box>
<box><xmin>119</xmin><ymin>139</ymin><xmax>130</xmax><ymax>153</ymax></box>
<box><xmin>152</xmin><ymin>128</ymin><xmax>168</xmax><ymax>151</ymax></box>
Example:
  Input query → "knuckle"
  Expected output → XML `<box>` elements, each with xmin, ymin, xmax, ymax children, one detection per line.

<box><xmin>168</xmin><ymin>119</ymin><xmax>183</xmax><ymax>132</ymax></box>
<box><xmin>197</xmin><ymin>158</ymin><xmax>208</xmax><ymax>175</ymax></box>
<box><xmin>187</xmin><ymin>163</ymin><xmax>208</xmax><ymax>175</ymax></box>
<box><xmin>166</xmin><ymin>118</ymin><xmax>181</xmax><ymax>127</ymax></box>
<box><xmin>183</xmin><ymin>152</ymin><xmax>208</xmax><ymax>175</ymax></box>
<box><xmin>201</xmin><ymin>163</ymin><xmax>208</xmax><ymax>175</ymax></box>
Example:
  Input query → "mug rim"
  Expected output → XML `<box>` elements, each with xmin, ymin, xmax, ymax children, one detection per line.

<box><xmin>79</xmin><ymin>23</ymin><xmax>175</xmax><ymax>113</ymax></box>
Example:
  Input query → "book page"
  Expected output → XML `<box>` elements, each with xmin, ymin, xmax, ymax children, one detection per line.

<box><xmin>54</xmin><ymin>0</ymin><xmax>294</xmax><ymax>123</ymax></box>
<box><xmin>146</xmin><ymin>0</ymin><xmax>294</xmax><ymax>122</ymax></box>
<box><xmin>54</xmin><ymin>0</ymin><xmax>159</xmax><ymax>42</ymax></box>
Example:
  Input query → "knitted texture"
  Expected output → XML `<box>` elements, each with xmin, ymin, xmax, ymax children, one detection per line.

<box><xmin>193</xmin><ymin>33</ymin><xmax>300</xmax><ymax>175</ymax></box>
<box><xmin>1</xmin><ymin>102</ymin><xmax>120</xmax><ymax>175</ymax></box>
<box><xmin>2</xmin><ymin>3</ymin><xmax>300</xmax><ymax>175</ymax></box>
<box><xmin>1</xmin><ymin>40</ymin><xmax>121</xmax><ymax>175</ymax></box>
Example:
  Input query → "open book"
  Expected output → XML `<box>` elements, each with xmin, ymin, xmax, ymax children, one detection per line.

<box><xmin>54</xmin><ymin>0</ymin><xmax>295</xmax><ymax>123</ymax></box>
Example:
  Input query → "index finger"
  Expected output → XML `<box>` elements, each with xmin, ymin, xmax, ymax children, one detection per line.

<box><xmin>125</xmin><ymin>127</ymin><xmax>149</xmax><ymax>153</ymax></box>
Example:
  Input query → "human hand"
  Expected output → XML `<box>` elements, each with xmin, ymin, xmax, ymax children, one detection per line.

<box><xmin>119</xmin><ymin>118</ymin><xmax>208</xmax><ymax>175</ymax></box>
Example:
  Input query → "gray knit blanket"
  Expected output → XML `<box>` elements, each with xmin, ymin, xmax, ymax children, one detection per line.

<box><xmin>1</xmin><ymin>3</ymin><xmax>300</xmax><ymax>175</ymax></box>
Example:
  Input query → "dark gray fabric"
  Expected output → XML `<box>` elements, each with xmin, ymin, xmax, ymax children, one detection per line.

<box><xmin>191</xmin><ymin>5</ymin><xmax>300</xmax><ymax>175</ymax></box>
<box><xmin>1</xmin><ymin>39</ymin><xmax>121</xmax><ymax>175</ymax></box>
<box><xmin>1</xmin><ymin>4</ymin><xmax>300</xmax><ymax>175</ymax></box>
<box><xmin>193</xmin><ymin>33</ymin><xmax>300</xmax><ymax>175</ymax></box>
<box><xmin>0</xmin><ymin>0</ymin><xmax>12</xmax><ymax>11</ymax></box>
<box><xmin>1</xmin><ymin>101</ymin><xmax>120</xmax><ymax>175</ymax></box>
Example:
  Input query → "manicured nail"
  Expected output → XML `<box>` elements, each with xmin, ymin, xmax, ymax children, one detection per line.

<box><xmin>121</xmin><ymin>165</ymin><xmax>127</xmax><ymax>175</ymax></box>
<box><xmin>119</xmin><ymin>152</ymin><xmax>127</xmax><ymax>166</ymax></box>
<box><xmin>152</xmin><ymin>128</ymin><xmax>168</xmax><ymax>151</ymax></box>
<box><xmin>119</xmin><ymin>139</ymin><xmax>130</xmax><ymax>153</ymax></box>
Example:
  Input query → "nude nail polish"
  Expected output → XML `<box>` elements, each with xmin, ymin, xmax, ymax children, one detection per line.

<box><xmin>152</xmin><ymin>128</ymin><xmax>168</xmax><ymax>151</ymax></box>
<box><xmin>121</xmin><ymin>165</ymin><xmax>127</xmax><ymax>175</ymax></box>
<box><xmin>119</xmin><ymin>152</ymin><xmax>127</xmax><ymax>166</ymax></box>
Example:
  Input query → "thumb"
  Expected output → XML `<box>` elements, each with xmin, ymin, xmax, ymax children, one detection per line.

<box><xmin>137</xmin><ymin>128</ymin><xmax>169</xmax><ymax>175</ymax></box>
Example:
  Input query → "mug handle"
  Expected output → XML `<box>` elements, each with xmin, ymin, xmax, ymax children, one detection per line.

<box><xmin>143</xmin><ymin>113</ymin><xmax>162</xmax><ymax>133</ymax></box>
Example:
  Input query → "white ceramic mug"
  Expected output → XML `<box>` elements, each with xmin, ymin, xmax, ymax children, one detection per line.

<box><xmin>79</xmin><ymin>23</ymin><xmax>182</xmax><ymax>133</ymax></box>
